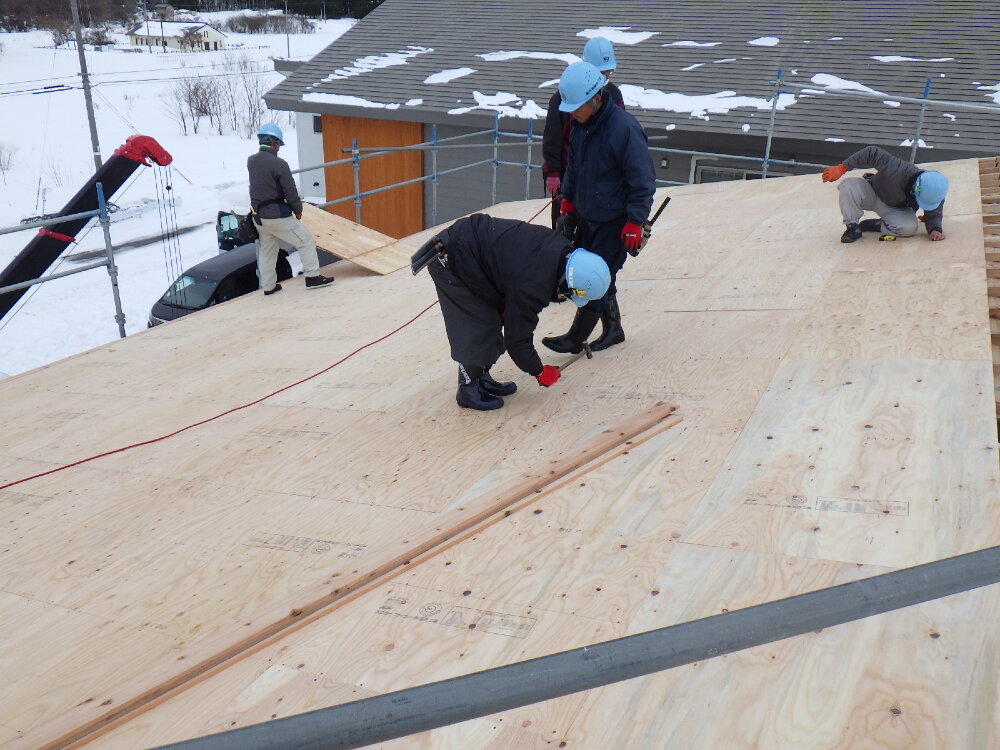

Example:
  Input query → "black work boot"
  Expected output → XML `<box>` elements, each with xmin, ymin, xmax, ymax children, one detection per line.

<box><xmin>841</xmin><ymin>223</ymin><xmax>862</xmax><ymax>243</ymax></box>
<box><xmin>590</xmin><ymin>294</ymin><xmax>625</xmax><ymax>352</ymax></box>
<box><xmin>858</xmin><ymin>218</ymin><xmax>882</xmax><ymax>233</ymax></box>
<box><xmin>542</xmin><ymin>309</ymin><xmax>601</xmax><ymax>354</ymax></box>
<box><xmin>456</xmin><ymin>365</ymin><xmax>503</xmax><ymax>411</ymax></box>
<box><xmin>480</xmin><ymin>371</ymin><xmax>517</xmax><ymax>397</ymax></box>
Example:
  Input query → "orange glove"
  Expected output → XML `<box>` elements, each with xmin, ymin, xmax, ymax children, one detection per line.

<box><xmin>536</xmin><ymin>365</ymin><xmax>561</xmax><ymax>387</ymax></box>
<box><xmin>822</xmin><ymin>164</ymin><xmax>847</xmax><ymax>183</ymax></box>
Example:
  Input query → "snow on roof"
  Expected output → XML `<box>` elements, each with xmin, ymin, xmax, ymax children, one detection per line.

<box><xmin>424</xmin><ymin>68</ymin><xmax>476</xmax><ymax>84</ymax></box>
<box><xmin>321</xmin><ymin>45</ymin><xmax>432</xmax><ymax>81</ymax></box>
<box><xmin>576</xmin><ymin>26</ymin><xmax>658</xmax><ymax>44</ymax></box>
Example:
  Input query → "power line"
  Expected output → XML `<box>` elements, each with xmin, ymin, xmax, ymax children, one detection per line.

<box><xmin>0</xmin><ymin>66</ymin><xmax>280</xmax><ymax>98</ymax></box>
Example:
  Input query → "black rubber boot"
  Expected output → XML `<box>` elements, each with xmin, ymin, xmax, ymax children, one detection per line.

<box><xmin>841</xmin><ymin>223</ymin><xmax>862</xmax><ymax>243</ymax></box>
<box><xmin>542</xmin><ymin>309</ymin><xmax>601</xmax><ymax>354</ymax></box>
<box><xmin>481</xmin><ymin>371</ymin><xmax>517</xmax><ymax>397</ymax></box>
<box><xmin>456</xmin><ymin>365</ymin><xmax>503</xmax><ymax>410</ymax></box>
<box><xmin>590</xmin><ymin>294</ymin><xmax>625</xmax><ymax>352</ymax></box>
<box><xmin>858</xmin><ymin>218</ymin><xmax>882</xmax><ymax>233</ymax></box>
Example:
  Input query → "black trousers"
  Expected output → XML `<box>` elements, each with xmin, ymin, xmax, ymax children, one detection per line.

<box><xmin>428</xmin><ymin>259</ymin><xmax>504</xmax><ymax>368</ymax></box>
<box><xmin>576</xmin><ymin>217</ymin><xmax>628</xmax><ymax>314</ymax></box>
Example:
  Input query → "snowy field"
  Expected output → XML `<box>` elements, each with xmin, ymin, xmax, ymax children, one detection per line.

<box><xmin>0</xmin><ymin>14</ymin><xmax>355</xmax><ymax>377</ymax></box>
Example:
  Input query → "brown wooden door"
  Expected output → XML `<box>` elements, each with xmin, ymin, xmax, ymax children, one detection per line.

<box><xmin>321</xmin><ymin>115</ymin><xmax>423</xmax><ymax>239</ymax></box>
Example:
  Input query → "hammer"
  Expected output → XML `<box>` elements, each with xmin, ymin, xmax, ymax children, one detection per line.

<box><xmin>557</xmin><ymin>341</ymin><xmax>593</xmax><ymax>371</ymax></box>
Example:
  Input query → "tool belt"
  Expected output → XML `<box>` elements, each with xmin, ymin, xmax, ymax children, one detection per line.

<box><xmin>410</xmin><ymin>235</ymin><xmax>447</xmax><ymax>275</ymax></box>
<box><xmin>252</xmin><ymin>198</ymin><xmax>287</xmax><ymax>224</ymax></box>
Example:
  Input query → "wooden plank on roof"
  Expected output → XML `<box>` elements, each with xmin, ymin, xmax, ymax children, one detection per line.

<box><xmin>299</xmin><ymin>203</ymin><xmax>411</xmax><ymax>275</ymax></box>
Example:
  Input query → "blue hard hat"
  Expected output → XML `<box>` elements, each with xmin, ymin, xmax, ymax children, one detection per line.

<box><xmin>558</xmin><ymin>61</ymin><xmax>607</xmax><ymax>112</ymax></box>
<box><xmin>257</xmin><ymin>123</ymin><xmax>284</xmax><ymax>145</ymax></box>
<box><xmin>564</xmin><ymin>248</ymin><xmax>611</xmax><ymax>307</ymax></box>
<box><xmin>582</xmin><ymin>37</ymin><xmax>617</xmax><ymax>72</ymax></box>
<box><xmin>913</xmin><ymin>170</ymin><xmax>948</xmax><ymax>210</ymax></box>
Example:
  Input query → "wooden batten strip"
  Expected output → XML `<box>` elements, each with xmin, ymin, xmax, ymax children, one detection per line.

<box><xmin>7</xmin><ymin>403</ymin><xmax>680</xmax><ymax>750</ymax></box>
<box><xmin>982</xmin><ymin>169</ymin><xmax>1000</xmax><ymax>424</ymax></box>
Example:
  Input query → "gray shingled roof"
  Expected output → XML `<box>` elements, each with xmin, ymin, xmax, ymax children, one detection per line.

<box><xmin>266</xmin><ymin>0</ymin><xmax>1000</xmax><ymax>154</ymax></box>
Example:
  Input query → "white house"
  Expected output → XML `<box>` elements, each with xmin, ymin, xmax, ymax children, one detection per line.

<box><xmin>128</xmin><ymin>20</ymin><xmax>227</xmax><ymax>51</ymax></box>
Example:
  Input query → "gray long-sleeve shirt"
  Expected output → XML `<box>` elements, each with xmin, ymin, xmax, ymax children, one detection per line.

<box><xmin>842</xmin><ymin>145</ymin><xmax>944</xmax><ymax>234</ymax></box>
<box><xmin>247</xmin><ymin>147</ymin><xmax>301</xmax><ymax>218</ymax></box>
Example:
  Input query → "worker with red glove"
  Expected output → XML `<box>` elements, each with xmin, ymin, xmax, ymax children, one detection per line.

<box><xmin>415</xmin><ymin>214</ymin><xmax>610</xmax><ymax>411</ymax></box>
<box><xmin>822</xmin><ymin>145</ymin><xmax>948</xmax><ymax>243</ymax></box>
<box><xmin>543</xmin><ymin>61</ymin><xmax>654</xmax><ymax>356</ymax></box>
<box><xmin>541</xmin><ymin>37</ymin><xmax>626</xmax><ymax>230</ymax></box>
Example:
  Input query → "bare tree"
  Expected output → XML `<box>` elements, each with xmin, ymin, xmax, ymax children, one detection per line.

<box><xmin>82</xmin><ymin>24</ymin><xmax>113</xmax><ymax>46</ymax></box>
<box><xmin>240</xmin><ymin>72</ymin><xmax>269</xmax><ymax>138</ymax></box>
<box><xmin>163</xmin><ymin>81</ymin><xmax>190</xmax><ymax>135</ymax></box>
<box><xmin>0</xmin><ymin>142</ymin><xmax>16</xmax><ymax>184</ymax></box>
<box><xmin>48</xmin><ymin>23</ymin><xmax>71</xmax><ymax>46</ymax></box>
<box><xmin>178</xmin><ymin>25</ymin><xmax>203</xmax><ymax>51</ymax></box>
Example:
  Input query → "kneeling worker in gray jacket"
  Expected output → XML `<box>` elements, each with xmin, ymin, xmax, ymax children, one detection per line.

<box><xmin>822</xmin><ymin>145</ymin><xmax>948</xmax><ymax>243</ymax></box>
<box><xmin>247</xmin><ymin>123</ymin><xmax>334</xmax><ymax>295</ymax></box>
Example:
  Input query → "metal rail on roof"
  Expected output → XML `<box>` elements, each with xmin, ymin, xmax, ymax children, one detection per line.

<box><xmin>152</xmin><ymin>543</ymin><xmax>1000</xmax><ymax>750</ymax></box>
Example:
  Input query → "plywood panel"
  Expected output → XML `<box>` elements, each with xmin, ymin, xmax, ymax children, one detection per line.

<box><xmin>681</xmin><ymin>357</ymin><xmax>1000</xmax><ymax>567</ymax></box>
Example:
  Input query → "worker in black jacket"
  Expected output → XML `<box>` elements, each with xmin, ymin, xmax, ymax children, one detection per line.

<box><xmin>542</xmin><ymin>36</ymin><xmax>625</xmax><ymax>229</ymax></box>
<box><xmin>414</xmin><ymin>214</ymin><xmax>611</xmax><ymax>411</ymax></box>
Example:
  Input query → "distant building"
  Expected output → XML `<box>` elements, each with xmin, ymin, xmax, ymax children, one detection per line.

<box><xmin>128</xmin><ymin>20</ymin><xmax>227</xmax><ymax>51</ymax></box>
<box><xmin>153</xmin><ymin>3</ymin><xmax>175</xmax><ymax>20</ymax></box>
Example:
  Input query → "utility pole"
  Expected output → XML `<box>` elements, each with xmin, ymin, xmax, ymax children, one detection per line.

<box><xmin>69</xmin><ymin>0</ymin><xmax>102</xmax><ymax>173</ymax></box>
<box><xmin>69</xmin><ymin>0</ymin><xmax>128</xmax><ymax>338</ymax></box>
<box><xmin>284</xmin><ymin>0</ymin><xmax>290</xmax><ymax>58</ymax></box>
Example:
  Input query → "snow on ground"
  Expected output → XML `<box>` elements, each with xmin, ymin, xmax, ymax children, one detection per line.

<box><xmin>0</xmin><ymin>15</ymin><xmax>354</xmax><ymax>377</ymax></box>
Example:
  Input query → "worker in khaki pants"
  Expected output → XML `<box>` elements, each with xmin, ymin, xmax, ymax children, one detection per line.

<box><xmin>247</xmin><ymin>123</ymin><xmax>334</xmax><ymax>295</ymax></box>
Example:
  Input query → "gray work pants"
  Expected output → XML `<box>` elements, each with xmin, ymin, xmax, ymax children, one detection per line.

<box><xmin>256</xmin><ymin>215</ymin><xmax>320</xmax><ymax>291</ymax></box>
<box><xmin>838</xmin><ymin>177</ymin><xmax>919</xmax><ymax>236</ymax></box>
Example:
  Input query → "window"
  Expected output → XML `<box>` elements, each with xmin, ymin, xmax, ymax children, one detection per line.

<box><xmin>313</xmin><ymin>115</ymin><xmax>322</xmax><ymax>134</ymax></box>
<box><xmin>159</xmin><ymin>275</ymin><xmax>217</xmax><ymax>310</ymax></box>
<box><xmin>695</xmin><ymin>165</ymin><xmax>784</xmax><ymax>183</ymax></box>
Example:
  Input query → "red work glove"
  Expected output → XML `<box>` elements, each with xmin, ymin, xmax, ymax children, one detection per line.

<box><xmin>621</xmin><ymin>221</ymin><xmax>642</xmax><ymax>251</ymax></box>
<box><xmin>822</xmin><ymin>164</ymin><xmax>847</xmax><ymax>183</ymax></box>
<box><xmin>294</xmin><ymin>212</ymin><xmax>303</xmax><ymax>220</ymax></box>
<box><xmin>545</xmin><ymin>175</ymin><xmax>561</xmax><ymax>195</ymax></box>
<box><xmin>559</xmin><ymin>199</ymin><xmax>575</xmax><ymax>216</ymax></box>
<box><xmin>535</xmin><ymin>365</ymin><xmax>561</xmax><ymax>387</ymax></box>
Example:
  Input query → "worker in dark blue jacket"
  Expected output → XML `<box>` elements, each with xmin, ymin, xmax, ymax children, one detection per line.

<box><xmin>542</xmin><ymin>37</ymin><xmax>625</xmax><ymax>229</ymax></box>
<box><xmin>543</xmin><ymin>61</ymin><xmax>655</xmax><ymax>355</ymax></box>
